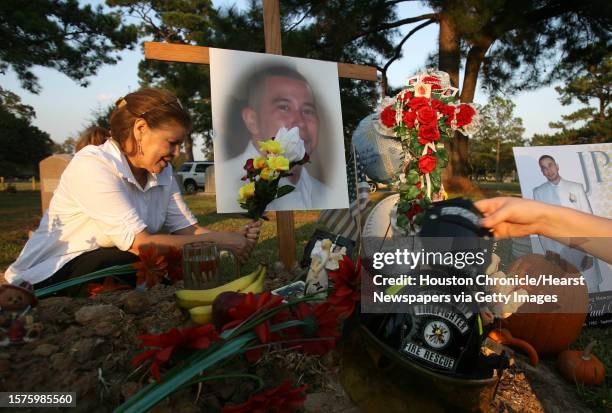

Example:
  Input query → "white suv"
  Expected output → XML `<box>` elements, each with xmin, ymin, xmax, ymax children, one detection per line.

<box><xmin>176</xmin><ymin>161</ymin><xmax>214</xmax><ymax>193</ymax></box>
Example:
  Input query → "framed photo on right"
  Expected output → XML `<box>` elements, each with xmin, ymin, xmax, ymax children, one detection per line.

<box><xmin>513</xmin><ymin>143</ymin><xmax>612</xmax><ymax>326</ymax></box>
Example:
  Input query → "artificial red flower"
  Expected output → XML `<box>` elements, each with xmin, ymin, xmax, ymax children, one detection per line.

<box><xmin>431</xmin><ymin>99</ymin><xmax>444</xmax><ymax>111</ymax></box>
<box><xmin>87</xmin><ymin>277</ymin><xmax>131</xmax><ymax>298</ymax></box>
<box><xmin>380</xmin><ymin>105</ymin><xmax>396</xmax><ymax>128</ymax></box>
<box><xmin>406</xmin><ymin>202</ymin><xmax>423</xmax><ymax>220</ymax></box>
<box><xmin>418</xmin><ymin>123</ymin><xmax>441</xmax><ymax>144</ymax></box>
<box><xmin>416</xmin><ymin>106</ymin><xmax>438</xmax><ymax>125</ymax></box>
<box><xmin>164</xmin><ymin>247</ymin><xmax>183</xmax><ymax>282</ymax></box>
<box><xmin>243</xmin><ymin>158</ymin><xmax>254</xmax><ymax>172</ymax></box>
<box><xmin>222</xmin><ymin>292</ymin><xmax>287</xmax><ymax>362</ymax></box>
<box><xmin>402</xmin><ymin>110</ymin><xmax>416</xmax><ymax>128</ymax></box>
<box><xmin>132</xmin><ymin>324</ymin><xmax>219</xmax><ymax>381</ymax></box>
<box><xmin>398</xmin><ymin>90</ymin><xmax>413</xmax><ymax>102</ymax></box>
<box><xmin>422</xmin><ymin>75</ymin><xmax>442</xmax><ymax>86</ymax></box>
<box><xmin>133</xmin><ymin>246</ymin><xmax>167</xmax><ymax>288</ymax></box>
<box><xmin>418</xmin><ymin>154</ymin><xmax>437</xmax><ymax>174</ymax></box>
<box><xmin>328</xmin><ymin>256</ymin><xmax>362</xmax><ymax>319</ymax></box>
<box><xmin>222</xmin><ymin>380</ymin><xmax>307</xmax><ymax>413</ymax></box>
<box><xmin>408</xmin><ymin>97</ymin><xmax>429</xmax><ymax>111</ymax></box>
<box><xmin>290</xmin><ymin>303</ymin><xmax>340</xmax><ymax>355</ymax></box>
<box><xmin>455</xmin><ymin>104</ymin><xmax>476</xmax><ymax>127</ymax></box>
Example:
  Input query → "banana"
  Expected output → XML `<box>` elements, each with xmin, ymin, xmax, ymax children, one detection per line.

<box><xmin>240</xmin><ymin>265</ymin><xmax>266</xmax><ymax>294</ymax></box>
<box><xmin>189</xmin><ymin>304</ymin><xmax>213</xmax><ymax>325</ymax></box>
<box><xmin>176</xmin><ymin>264</ymin><xmax>263</xmax><ymax>308</ymax></box>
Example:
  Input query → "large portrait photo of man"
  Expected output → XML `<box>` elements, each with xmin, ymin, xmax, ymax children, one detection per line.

<box><xmin>210</xmin><ymin>48</ymin><xmax>349</xmax><ymax>213</ymax></box>
<box><xmin>514</xmin><ymin>143</ymin><xmax>612</xmax><ymax>325</ymax></box>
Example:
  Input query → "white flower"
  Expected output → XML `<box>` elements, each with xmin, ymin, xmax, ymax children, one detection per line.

<box><xmin>569</xmin><ymin>193</ymin><xmax>577</xmax><ymax>203</ymax></box>
<box><xmin>398</xmin><ymin>173</ymin><xmax>407</xmax><ymax>184</ymax></box>
<box><xmin>274</xmin><ymin>126</ymin><xmax>306</xmax><ymax>162</ymax></box>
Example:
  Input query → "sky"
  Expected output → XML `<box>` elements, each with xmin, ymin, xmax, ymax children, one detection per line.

<box><xmin>2</xmin><ymin>1</ymin><xmax>582</xmax><ymax>160</ymax></box>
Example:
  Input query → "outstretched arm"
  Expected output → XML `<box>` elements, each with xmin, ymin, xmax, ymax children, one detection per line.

<box><xmin>475</xmin><ymin>197</ymin><xmax>612</xmax><ymax>263</ymax></box>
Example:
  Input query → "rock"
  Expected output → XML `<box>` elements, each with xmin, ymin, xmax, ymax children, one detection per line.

<box><xmin>93</xmin><ymin>321</ymin><xmax>115</xmax><ymax>337</ymax></box>
<box><xmin>216</xmin><ymin>381</ymin><xmax>236</xmax><ymax>400</ymax></box>
<box><xmin>273</xmin><ymin>261</ymin><xmax>286</xmax><ymax>273</ymax></box>
<box><xmin>74</xmin><ymin>304</ymin><xmax>122</xmax><ymax>325</ymax></box>
<box><xmin>122</xmin><ymin>291</ymin><xmax>150</xmax><ymax>314</ymax></box>
<box><xmin>0</xmin><ymin>359</ymin><xmax>10</xmax><ymax>373</ymax></box>
<box><xmin>121</xmin><ymin>382</ymin><xmax>140</xmax><ymax>401</ymax></box>
<box><xmin>72</xmin><ymin>338</ymin><xmax>105</xmax><ymax>364</ymax></box>
<box><xmin>32</xmin><ymin>343</ymin><xmax>59</xmax><ymax>357</ymax></box>
<box><xmin>50</xmin><ymin>353</ymin><xmax>72</xmax><ymax>372</ymax></box>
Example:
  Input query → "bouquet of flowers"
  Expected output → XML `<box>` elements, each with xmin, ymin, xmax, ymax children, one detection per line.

<box><xmin>238</xmin><ymin>127</ymin><xmax>310</xmax><ymax>219</ymax></box>
<box><xmin>377</xmin><ymin>69</ymin><xmax>480</xmax><ymax>233</ymax></box>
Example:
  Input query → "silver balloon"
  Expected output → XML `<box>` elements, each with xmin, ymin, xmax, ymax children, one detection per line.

<box><xmin>352</xmin><ymin>114</ymin><xmax>404</xmax><ymax>184</ymax></box>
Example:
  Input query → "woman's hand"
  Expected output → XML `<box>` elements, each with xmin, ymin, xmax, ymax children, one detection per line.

<box><xmin>240</xmin><ymin>220</ymin><xmax>262</xmax><ymax>242</ymax></box>
<box><xmin>474</xmin><ymin>197</ymin><xmax>548</xmax><ymax>239</ymax></box>
<box><xmin>215</xmin><ymin>232</ymin><xmax>252</xmax><ymax>264</ymax></box>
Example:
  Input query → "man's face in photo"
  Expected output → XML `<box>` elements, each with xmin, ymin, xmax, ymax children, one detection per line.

<box><xmin>539</xmin><ymin>157</ymin><xmax>560</xmax><ymax>183</ymax></box>
<box><xmin>243</xmin><ymin>75</ymin><xmax>319</xmax><ymax>154</ymax></box>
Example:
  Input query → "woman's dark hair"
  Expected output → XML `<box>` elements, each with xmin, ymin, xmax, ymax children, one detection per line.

<box><xmin>109</xmin><ymin>88</ymin><xmax>192</xmax><ymax>154</ymax></box>
<box><xmin>75</xmin><ymin>126</ymin><xmax>109</xmax><ymax>152</ymax></box>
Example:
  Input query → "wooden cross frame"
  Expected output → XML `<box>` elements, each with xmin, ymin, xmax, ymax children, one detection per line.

<box><xmin>144</xmin><ymin>0</ymin><xmax>377</xmax><ymax>269</ymax></box>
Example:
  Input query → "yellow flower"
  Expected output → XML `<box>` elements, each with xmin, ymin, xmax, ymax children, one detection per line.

<box><xmin>259</xmin><ymin>139</ymin><xmax>283</xmax><ymax>154</ymax></box>
<box><xmin>260</xmin><ymin>167</ymin><xmax>279</xmax><ymax>181</ymax></box>
<box><xmin>238</xmin><ymin>182</ymin><xmax>255</xmax><ymax>203</ymax></box>
<box><xmin>267</xmin><ymin>156</ymin><xmax>290</xmax><ymax>171</ymax></box>
<box><xmin>253</xmin><ymin>156</ymin><xmax>267</xmax><ymax>169</ymax></box>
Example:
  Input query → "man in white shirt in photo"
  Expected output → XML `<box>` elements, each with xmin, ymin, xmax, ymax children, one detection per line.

<box><xmin>220</xmin><ymin>65</ymin><xmax>334</xmax><ymax>211</ymax></box>
<box><xmin>533</xmin><ymin>154</ymin><xmax>602</xmax><ymax>292</ymax></box>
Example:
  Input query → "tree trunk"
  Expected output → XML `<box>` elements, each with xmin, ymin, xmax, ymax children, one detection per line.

<box><xmin>449</xmin><ymin>39</ymin><xmax>493</xmax><ymax>178</ymax></box>
<box><xmin>381</xmin><ymin>71</ymin><xmax>388</xmax><ymax>99</ymax></box>
<box><xmin>438</xmin><ymin>12</ymin><xmax>460</xmax><ymax>88</ymax></box>
<box><xmin>495</xmin><ymin>137</ymin><xmax>501</xmax><ymax>182</ymax></box>
<box><xmin>184</xmin><ymin>134</ymin><xmax>194</xmax><ymax>161</ymax></box>
<box><xmin>438</xmin><ymin>10</ymin><xmax>461</xmax><ymax>179</ymax></box>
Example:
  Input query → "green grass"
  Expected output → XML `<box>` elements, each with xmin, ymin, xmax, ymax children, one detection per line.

<box><xmin>0</xmin><ymin>191</ymin><xmax>43</xmax><ymax>274</ymax></box>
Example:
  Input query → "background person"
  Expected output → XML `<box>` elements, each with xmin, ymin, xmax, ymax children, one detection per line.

<box><xmin>5</xmin><ymin>88</ymin><xmax>260</xmax><ymax>288</ymax></box>
<box><xmin>75</xmin><ymin>125</ymin><xmax>109</xmax><ymax>152</ymax></box>
<box><xmin>532</xmin><ymin>154</ymin><xmax>602</xmax><ymax>292</ymax></box>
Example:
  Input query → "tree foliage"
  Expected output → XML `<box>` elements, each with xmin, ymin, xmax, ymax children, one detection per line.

<box><xmin>0</xmin><ymin>0</ymin><xmax>138</xmax><ymax>93</ymax></box>
<box><xmin>532</xmin><ymin>54</ymin><xmax>611</xmax><ymax>146</ymax></box>
<box><xmin>0</xmin><ymin>107</ymin><xmax>54</xmax><ymax>177</ymax></box>
<box><xmin>470</xmin><ymin>96</ymin><xmax>525</xmax><ymax>180</ymax></box>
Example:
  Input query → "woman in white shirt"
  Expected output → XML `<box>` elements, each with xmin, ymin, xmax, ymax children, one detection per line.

<box><xmin>5</xmin><ymin>88</ymin><xmax>260</xmax><ymax>287</ymax></box>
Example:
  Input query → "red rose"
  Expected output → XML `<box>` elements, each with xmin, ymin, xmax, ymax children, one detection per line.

<box><xmin>409</xmin><ymin>97</ymin><xmax>429</xmax><ymax>111</ymax></box>
<box><xmin>418</xmin><ymin>154</ymin><xmax>437</xmax><ymax>174</ymax></box>
<box><xmin>415</xmin><ymin>181</ymin><xmax>422</xmax><ymax>189</ymax></box>
<box><xmin>243</xmin><ymin>158</ymin><xmax>254</xmax><ymax>172</ymax></box>
<box><xmin>431</xmin><ymin>84</ymin><xmax>441</xmax><ymax>90</ymax></box>
<box><xmin>416</xmin><ymin>107</ymin><xmax>438</xmax><ymax>125</ymax></box>
<box><xmin>406</xmin><ymin>202</ymin><xmax>423</xmax><ymax>220</ymax></box>
<box><xmin>418</xmin><ymin>123</ymin><xmax>440</xmax><ymax>144</ymax></box>
<box><xmin>422</xmin><ymin>75</ymin><xmax>442</xmax><ymax>86</ymax></box>
<box><xmin>398</xmin><ymin>91</ymin><xmax>413</xmax><ymax>102</ymax></box>
<box><xmin>455</xmin><ymin>104</ymin><xmax>476</xmax><ymax>127</ymax></box>
<box><xmin>441</xmin><ymin>104</ymin><xmax>455</xmax><ymax>116</ymax></box>
<box><xmin>402</xmin><ymin>110</ymin><xmax>416</xmax><ymax>128</ymax></box>
<box><xmin>380</xmin><ymin>105</ymin><xmax>397</xmax><ymax>128</ymax></box>
<box><xmin>431</xmin><ymin>99</ymin><xmax>443</xmax><ymax>111</ymax></box>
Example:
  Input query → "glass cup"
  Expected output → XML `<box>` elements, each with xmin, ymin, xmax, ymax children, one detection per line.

<box><xmin>182</xmin><ymin>242</ymin><xmax>239</xmax><ymax>289</ymax></box>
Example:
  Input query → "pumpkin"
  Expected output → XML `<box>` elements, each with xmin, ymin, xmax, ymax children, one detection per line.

<box><xmin>557</xmin><ymin>341</ymin><xmax>605</xmax><ymax>386</ymax></box>
<box><xmin>501</xmin><ymin>254</ymin><xmax>588</xmax><ymax>355</ymax></box>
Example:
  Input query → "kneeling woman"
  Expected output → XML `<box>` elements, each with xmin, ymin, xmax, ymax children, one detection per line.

<box><xmin>5</xmin><ymin>88</ymin><xmax>260</xmax><ymax>288</ymax></box>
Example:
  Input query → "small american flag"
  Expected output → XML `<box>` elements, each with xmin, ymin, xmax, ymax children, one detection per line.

<box><xmin>318</xmin><ymin>145</ymin><xmax>371</xmax><ymax>241</ymax></box>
